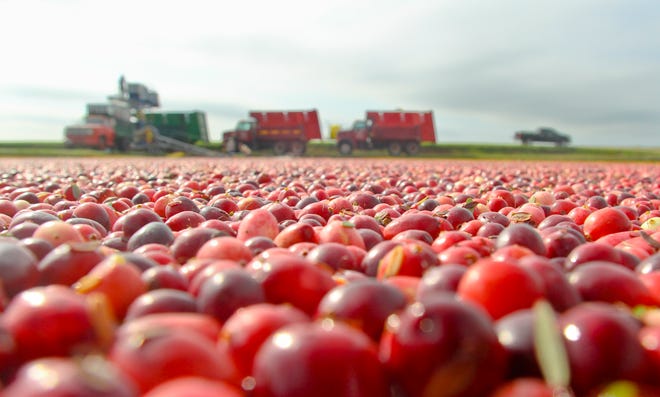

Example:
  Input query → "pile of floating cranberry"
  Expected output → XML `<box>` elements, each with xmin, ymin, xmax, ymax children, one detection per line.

<box><xmin>0</xmin><ymin>157</ymin><xmax>659</xmax><ymax>397</ymax></box>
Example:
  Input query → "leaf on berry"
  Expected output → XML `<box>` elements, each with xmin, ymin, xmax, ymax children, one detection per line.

<box><xmin>533</xmin><ymin>299</ymin><xmax>570</xmax><ymax>390</ymax></box>
<box><xmin>375</xmin><ymin>211</ymin><xmax>392</xmax><ymax>226</ymax></box>
<box><xmin>71</xmin><ymin>183</ymin><xmax>82</xmax><ymax>200</ymax></box>
<box><xmin>462</xmin><ymin>198</ymin><xmax>478</xmax><ymax>212</ymax></box>
<box><xmin>510</xmin><ymin>212</ymin><xmax>532</xmax><ymax>223</ymax></box>
<box><xmin>640</xmin><ymin>230</ymin><xmax>660</xmax><ymax>252</ymax></box>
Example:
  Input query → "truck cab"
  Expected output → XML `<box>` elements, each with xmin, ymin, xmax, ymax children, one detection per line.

<box><xmin>352</xmin><ymin>120</ymin><xmax>372</xmax><ymax>138</ymax></box>
<box><xmin>64</xmin><ymin>114</ymin><xmax>116</xmax><ymax>150</ymax></box>
<box><xmin>346</xmin><ymin>119</ymin><xmax>372</xmax><ymax>140</ymax></box>
<box><xmin>64</xmin><ymin>123</ymin><xmax>115</xmax><ymax>150</ymax></box>
<box><xmin>514</xmin><ymin>127</ymin><xmax>571</xmax><ymax>146</ymax></box>
<box><xmin>64</xmin><ymin>100</ymin><xmax>136</xmax><ymax>151</ymax></box>
<box><xmin>336</xmin><ymin>120</ymin><xmax>372</xmax><ymax>154</ymax></box>
<box><xmin>538</xmin><ymin>128</ymin><xmax>567</xmax><ymax>141</ymax></box>
<box><xmin>236</xmin><ymin>119</ymin><xmax>256</xmax><ymax>136</ymax></box>
<box><xmin>223</xmin><ymin>118</ymin><xmax>257</xmax><ymax>153</ymax></box>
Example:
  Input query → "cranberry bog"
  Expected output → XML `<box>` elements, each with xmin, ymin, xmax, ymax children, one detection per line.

<box><xmin>2</xmin><ymin>140</ymin><xmax>660</xmax><ymax>162</ymax></box>
<box><xmin>0</xmin><ymin>156</ymin><xmax>660</xmax><ymax>396</ymax></box>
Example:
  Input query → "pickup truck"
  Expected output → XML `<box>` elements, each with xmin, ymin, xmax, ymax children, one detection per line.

<box><xmin>514</xmin><ymin>127</ymin><xmax>571</xmax><ymax>146</ymax></box>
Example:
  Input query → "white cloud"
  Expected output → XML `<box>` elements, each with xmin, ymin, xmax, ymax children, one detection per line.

<box><xmin>1</xmin><ymin>0</ymin><xmax>659</xmax><ymax>146</ymax></box>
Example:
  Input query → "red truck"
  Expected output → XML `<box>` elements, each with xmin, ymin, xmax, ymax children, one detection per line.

<box><xmin>222</xmin><ymin>110</ymin><xmax>322</xmax><ymax>155</ymax></box>
<box><xmin>335</xmin><ymin>110</ymin><xmax>436</xmax><ymax>156</ymax></box>
<box><xmin>64</xmin><ymin>121</ymin><xmax>115</xmax><ymax>150</ymax></box>
<box><xmin>64</xmin><ymin>110</ymin><xmax>123</xmax><ymax>150</ymax></box>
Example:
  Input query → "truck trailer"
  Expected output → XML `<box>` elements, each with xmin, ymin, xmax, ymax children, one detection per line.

<box><xmin>143</xmin><ymin>111</ymin><xmax>209</xmax><ymax>144</ymax></box>
<box><xmin>336</xmin><ymin>110</ymin><xmax>436</xmax><ymax>156</ymax></box>
<box><xmin>222</xmin><ymin>109</ymin><xmax>322</xmax><ymax>155</ymax></box>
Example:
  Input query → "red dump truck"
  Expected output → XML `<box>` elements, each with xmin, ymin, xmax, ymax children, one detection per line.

<box><xmin>335</xmin><ymin>110</ymin><xmax>436</xmax><ymax>156</ymax></box>
<box><xmin>222</xmin><ymin>109</ymin><xmax>322</xmax><ymax>155</ymax></box>
<box><xmin>63</xmin><ymin>116</ymin><xmax>116</xmax><ymax>150</ymax></box>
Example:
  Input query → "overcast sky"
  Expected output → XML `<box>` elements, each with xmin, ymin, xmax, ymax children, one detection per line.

<box><xmin>1</xmin><ymin>0</ymin><xmax>659</xmax><ymax>147</ymax></box>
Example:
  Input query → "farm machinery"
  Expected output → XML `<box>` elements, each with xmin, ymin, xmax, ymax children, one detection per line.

<box><xmin>64</xmin><ymin>76</ymin><xmax>218</xmax><ymax>156</ymax></box>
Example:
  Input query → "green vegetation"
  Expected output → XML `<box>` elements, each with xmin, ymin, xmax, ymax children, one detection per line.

<box><xmin>420</xmin><ymin>143</ymin><xmax>660</xmax><ymax>162</ymax></box>
<box><xmin>0</xmin><ymin>142</ymin><xmax>109</xmax><ymax>158</ymax></box>
<box><xmin>307</xmin><ymin>142</ymin><xmax>660</xmax><ymax>162</ymax></box>
<box><xmin>1</xmin><ymin>141</ymin><xmax>659</xmax><ymax>162</ymax></box>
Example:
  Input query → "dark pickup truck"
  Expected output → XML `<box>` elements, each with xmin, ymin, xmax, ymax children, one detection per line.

<box><xmin>514</xmin><ymin>127</ymin><xmax>571</xmax><ymax>146</ymax></box>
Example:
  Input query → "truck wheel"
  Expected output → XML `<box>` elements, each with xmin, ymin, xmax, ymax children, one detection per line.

<box><xmin>387</xmin><ymin>142</ymin><xmax>402</xmax><ymax>156</ymax></box>
<box><xmin>273</xmin><ymin>141</ymin><xmax>288</xmax><ymax>156</ymax></box>
<box><xmin>522</xmin><ymin>139</ymin><xmax>530</xmax><ymax>145</ymax></box>
<box><xmin>404</xmin><ymin>141</ymin><xmax>420</xmax><ymax>156</ymax></box>
<box><xmin>291</xmin><ymin>141</ymin><xmax>306</xmax><ymax>156</ymax></box>
<box><xmin>338</xmin><ymin>140</ymin><xmax>353</xmax><ymax>155</ymax></box>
